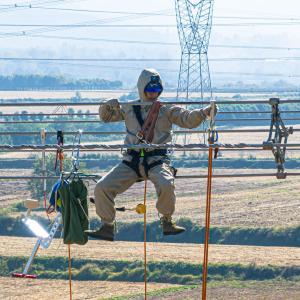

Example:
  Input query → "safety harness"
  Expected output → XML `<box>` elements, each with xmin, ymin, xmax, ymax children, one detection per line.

<box><xmin>123</xmin><ymin>101</ymin><xmax>169</xmax><ymax>178</ymax></box>
<box><xmin>123</xmin><ymin>149</ymin><xmax>168</xmax><ymax>178</ymax></box>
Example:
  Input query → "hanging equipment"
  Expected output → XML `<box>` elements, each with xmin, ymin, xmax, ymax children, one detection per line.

<box><xmin>54</xmin><ymin>130</ymin><xmax>64</xmax><ymax>172</ymax></box>
<box><xmin>263</xmin><ymin>98</ymin><xmax>293</xmax><ymax>179</ymax></box>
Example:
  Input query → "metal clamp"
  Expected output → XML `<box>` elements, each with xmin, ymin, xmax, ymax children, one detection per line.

<box><xmin>264</xmin><ymin>98</ymin><xmax>293</xmax><ymax>179</ymax></box>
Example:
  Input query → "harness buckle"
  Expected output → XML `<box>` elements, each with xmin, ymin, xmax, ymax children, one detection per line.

<box><xmin>136</xmin><ymin>131</ymin><xmax>144</xmax><ymax>141</ymax></box>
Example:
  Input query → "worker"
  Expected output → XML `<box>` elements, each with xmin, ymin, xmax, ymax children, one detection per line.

<box><xmin>86</xmin><ymin>68</ymin><xmax>218</xmax><ymax>241</ymax></box>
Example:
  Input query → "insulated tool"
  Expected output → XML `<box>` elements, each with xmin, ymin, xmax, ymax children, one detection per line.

<box><xmin>12</xmin><ymin>200</ymin><xmax>62</xmax><ymax>279</ymax></box>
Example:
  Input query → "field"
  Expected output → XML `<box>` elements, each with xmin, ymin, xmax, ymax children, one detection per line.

<box><xmin>1</xmin><ymin>92</ymin><xmax>300</xmax><ymax>299</ymax></box>
<box><xmin>0</xmin><ymin>278</ymin><xmax>299</xmax><ymax>300</ymax></box>
<box><xmin>0</xmin><ymin>277</ymin><xmax>178</xmax><ymax>300</ymax></box>
<box><xmin>0</xmin><ymin>90</ymin><xmax>274</xmax><ymax>100</ymax></box>
<box><xmin>147</xmin><ymin>281</ymin><xmax>300</xmax><ymax>300</ymax></box>
<box><xmin>1</xmin><ymin>167</ymin><xmax>300</xmax><ymax>228</ymax></box>
<box><xmin>1</xmin><ymin>237</ymin><xmax>300</xmax><ymax>266</ymax></box>
<box><xmin>1</xmin><ymin>237</ymin><xmax>299</xmax><ymax>299</ymax></box>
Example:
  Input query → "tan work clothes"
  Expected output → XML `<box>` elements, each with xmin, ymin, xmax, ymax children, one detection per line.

<box><xmin>95</xmin><ymin>69</ymin><xmax>208</xmax><ymax>223</ymax></box>
<box><xmin>94</xmin><ymin>161</ymin><xmax>175</xmax><ymax>224</ymax></box>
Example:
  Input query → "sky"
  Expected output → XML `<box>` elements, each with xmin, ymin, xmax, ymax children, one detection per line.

<box><xmin>0</xmin><ymin>0</ymin><xmax>300</xmax><ymax>87</ymax></box>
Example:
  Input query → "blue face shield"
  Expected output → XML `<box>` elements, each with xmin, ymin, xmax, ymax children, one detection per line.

<box><xmin>144</xmin><ymin>75</ymin><xmax>163</xmax><ymax>93</ymax></box>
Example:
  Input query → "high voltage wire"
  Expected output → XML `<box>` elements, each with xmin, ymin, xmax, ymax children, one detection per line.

<box><xmin>5</xmin><ymin>33</ymin><xmax>300</xmax><ymax>51</ymax></box>
<box><xmin>13</xmin><ymin>59</ymin><xmax>300</xmax><ymax>78</ymax></box>
<box><xmin>1</xmin><ymin>57</ymin><xmax>300</xmax><ymax>62</ymax></box>
<box><xmin>8</xmin><ymin>5</ymin><xmax>300</xmax><ymax>22</ymax></box>
<box><xmin>0</xmin><ymin>0</ymin><xmax>69</xmax><ymax>12</ymax></box>
<box><xmin>1</xmin><ymin>6</ymin><xmax>299</xmax><ymax>50</ymax></box>
<box><xmin>2</xmin><ymin>23</ymin><xmax>300</xmax><ymax>27</ymax></box>
<box><xmin>0</xmin><ymin>8</ymin><xmax>163</xmax><ymax>38</ymax></box>
<box><xmin>10</xmin><ymin>5</ymin><xmax>174</xmax><ymax>16</ymax></box>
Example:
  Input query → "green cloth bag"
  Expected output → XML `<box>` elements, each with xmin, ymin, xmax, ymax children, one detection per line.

<box><xmin>59</xmin><ymin>178</ymin><xmax>89</xmax><ymax>245</ymax></box>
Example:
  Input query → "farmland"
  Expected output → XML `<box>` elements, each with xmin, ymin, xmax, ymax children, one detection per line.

<box><xmin>1</xmin><ymin>168</ymin><xmax>300</xmax><ymax>228</ymax></box>
<box><xmin>1</xmin><ymin>237</ymin><xmax>300</xmax><ymax>266</ymax></box>
<box><xmin>0</xmin><ymin>90</ymin><xmax>300</xmax><ymax>299</ymax></box>
<box><xmin>0</xmin><ymin>277</ymin><xmax>178</xmax><ymax>300</ymax></box>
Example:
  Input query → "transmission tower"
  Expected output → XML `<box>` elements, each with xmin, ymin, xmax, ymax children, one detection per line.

<box><xmin>175</xmin><ymin>0</ymin><xmax>214</xmax><ymax>100</ymax></box>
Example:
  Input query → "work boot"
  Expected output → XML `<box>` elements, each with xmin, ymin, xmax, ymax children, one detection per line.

<box><xmin>160</xmin><ymin>216</ymin><xmax>186</xmax><ymax>236</ymax></box>
<box><xmin>85</xmin><ymin>223</ymin><xmax>115</xmax><ymax>241</ymax></box>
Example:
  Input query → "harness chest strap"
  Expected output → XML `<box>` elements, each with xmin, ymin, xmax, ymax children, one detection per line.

<box><xmin>124</xmin><ymin>101</ymin><xmax>166</xmax><ymax>178</ymax></box>
<box><xmin>135</xmin><ymin>100</ymin><xmax>163</xmax><ymax>143</ymax></box>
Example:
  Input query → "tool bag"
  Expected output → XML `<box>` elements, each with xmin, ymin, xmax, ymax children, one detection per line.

<box><xmin>59</xmin><ymin>178</ymin><xmax>89</xmax><ymax>245</ymax></box>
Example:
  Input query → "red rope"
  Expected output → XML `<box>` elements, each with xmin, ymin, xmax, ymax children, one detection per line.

<box><xmin>68</xmin><ymin>244</ymin><xmax>72</xmax><ymax>300</ymax></box>
<box><xmin>202</xmin><ymin>143</ymin><xmax>214</xmax><ymax>300</ymax></box>
<box><xmin>143</xmin><ymin>180</ymin><xmax>148</xmax><ymax>300</ymax></box>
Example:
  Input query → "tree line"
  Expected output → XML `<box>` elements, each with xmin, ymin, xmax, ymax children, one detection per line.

<box><xmin>0</xmin><ymin>75</ymin><xmax>122</xmax><ymax>90</ymax></box>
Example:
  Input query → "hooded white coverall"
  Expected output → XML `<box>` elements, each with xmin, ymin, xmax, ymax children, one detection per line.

<box><xmin>95</xmin><ymin>69</ymin><xmax>208</xmax><ymax>223</ymax></box>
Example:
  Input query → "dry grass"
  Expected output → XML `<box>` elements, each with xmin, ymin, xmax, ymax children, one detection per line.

<box><xmin>148</xmin><ymin>281</ymin><xmax>300</xmax><ymax>300</ymax></box>
<box><xmin>1</xmin><ymin>236</ymin><xmax>300</xmax><ymax>267</ymax></box>
<box><xmin>0</xmin><ymin>276</ymin><xmax>177</xmax><ymax>300</ymax></box>
<box><xmin>2</xmin><ymin>168</ymin><xmax>300</xmax><ymax>228</ymax></box>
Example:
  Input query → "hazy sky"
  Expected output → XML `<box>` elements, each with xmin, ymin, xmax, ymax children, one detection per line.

<box><xmin>0</xmin><ymin>0</ymin><xmax>300</xmax><ymax>86</ymax></box>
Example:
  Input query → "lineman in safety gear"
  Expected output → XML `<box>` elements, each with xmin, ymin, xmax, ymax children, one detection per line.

<box><xmin>85</xmin><ymin>69</ymin><xmax>217</xmax><ymax>241</ymax></box>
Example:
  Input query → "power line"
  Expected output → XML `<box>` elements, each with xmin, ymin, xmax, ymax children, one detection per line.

<box><xmin>2</xmin><ymin>22</ymin><xmax>300</xmax><ymax>27</ymax></box>
<box><xmin>4</xmin><ymin>57</ymin><xmax>299</xmax><ymax>78</ymax></box>
<box><xmin>0</xmin><ymin>0</ymin><xmax>69</xmax><ymax>12</ymax></box>
<box><xmin>1</xmin><ymin>110</ymin><xmax>299</xmax><ymax>117</ymax></box>
<box><xmin>12</xmin><ymin>5</ymin><xmax>174</xmax><ymax>16</ymax></box>
<box><xmin>1</xmin><ymin>56</ymin><xmax>300</xmax><ymax>62</ymax></box>
<box><xmin>2</xmin><ymin>32</ymin><xmax>300</xmax><ymax>53</ymax></box>
<box><xmin>0</xmin><ymin>8</ymin><xmax>168</xmax><ymax>38</ymax></box>
<box><xmin>1</xmin><ymin>172</ymin><xmax>300</xmax><ymax>180</ymax></box>
<box><xmin>1</xmin><ymin>143</ymin><xmax>300</xmax><ymax>150</ymax></box>
<box><xmin>0</xmin><ymin>99</ymin><xmax>299</xmax><ymax>107</ymax></box>
<box><xmin>0</xmin><ymin>129</ymin><xmax>299</xmax><ymax>136</ymax></box>
<box><xmin>11</xmin><ymin>5</ymin><xmax>300</xmax><ymax>23</ymax></box>
<box><xmin>1</xmin><ymin>117</ymin><xmax>300</xmax><ymax>124</ymax></box>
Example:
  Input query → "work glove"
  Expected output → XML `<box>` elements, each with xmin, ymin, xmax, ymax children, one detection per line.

<box><xmin>203</xmin><ymin>103</ymin><xmax>219</xmax><ymax>119</ymax></box>
<box><xmin>105</xmin><ymin>98</ymin><xmax>119</xmax><ymax>110</ymax></box>
<box><xmin>99</xmin><ymin>98</ymin><xmax>119</xmax><ymax>121</ymax></box>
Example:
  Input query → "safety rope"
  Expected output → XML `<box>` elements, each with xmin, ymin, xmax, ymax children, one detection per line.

<box><xmin>202</xmin><ymin>143</ymin><xmax>213</xmax><ymax>300</ymax></box>
<box><xmin>202</xmin><ymin>101</ymin><xmax>217</xmax><ymax>300</ymax></box>
<box><xmin>53</xmin><ymin>133</ymin><xmax>72</xmax><ymax>300</ymax></box>
<box><xmin>40</xmin><ymin>129</ymin><xmax>48</xmax><ymax>216</ymax></box>
<box><xmin>68</xmin><ymin>243</ymin><xmax>72</xmax><ymax>300</ymax></box>
<box><xmin>143</xmin><ymin>180</ymin><xmax>148</xmax><ymax>300</ymax></box>
<box><xmin>114</xmin><ymin>181</ymin><xmax>148</xmax><ymax>299</ymax></box>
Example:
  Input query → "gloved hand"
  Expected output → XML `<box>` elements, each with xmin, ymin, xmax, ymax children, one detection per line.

<box><xmin>99</xmin><ymin>98</ymin><xmax>119</xmax><ymax>121</ymax></box>
<box><xmin>203</xmin><ymin>103</ymin><xmax>219</xmax><ymax>119</ymax></box>
<box><xmin>105</xmin><ymin>98</ymin><xmax>119</xmax><ymax>110</ymax></box>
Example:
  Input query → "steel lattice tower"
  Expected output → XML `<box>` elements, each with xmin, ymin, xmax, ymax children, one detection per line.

<box><xmin>175</xmin><ymin>0</ymin><xmax>214</xmax><ymax>100</ymax></box>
